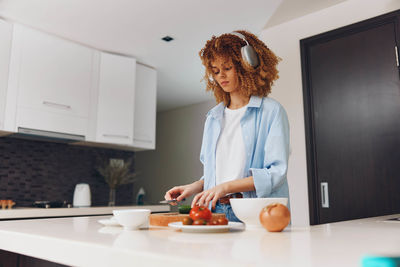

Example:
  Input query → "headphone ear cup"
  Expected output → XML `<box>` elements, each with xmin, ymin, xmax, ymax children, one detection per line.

<box><xmin>241</xmin><ymin>45</ymin><xmax>259</xmax><ymax>68</ymax></box>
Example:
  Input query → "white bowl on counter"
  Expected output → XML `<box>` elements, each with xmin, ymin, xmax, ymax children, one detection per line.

<box><xmin>230</xmin><ymin>198</ymin><xmax>288</xmax><ymax>229</ymax></box>
<box><xmin>113</xmin><ymin>209</ymin><xmax>151</xmax><ymax>230</ymax></box>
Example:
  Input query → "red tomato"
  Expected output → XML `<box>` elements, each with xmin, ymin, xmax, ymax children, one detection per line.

<box><xmin>189</xmin><ymin>206</ymin><xmax>212</xmax><ymax>221</ymax></box>
<box><xmin>217</xmin><ymin>217</ymin><xmax>229</xmax><ymax>225</ymax></box>
<box><xmin>192</xmin><ymin>219</ymin><xmax>207</xmax><ymax>225</ymax></box>
<box><xmin>208</xmin><ymin>219</ymin><xmax>219</xmax><ymax>225</ymax></box>
<box><xmin>182</xmin><ymin>217</ymin><xmax>193</xmax><ymax>225</ymax></box>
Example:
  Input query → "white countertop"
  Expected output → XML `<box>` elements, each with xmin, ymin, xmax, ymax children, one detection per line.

<box><xmin>0</xmin><ymin>214</ymin><xmax>399</xmax><ymax>267</ymax></box>
<box><xmin>0</xmin><ymin>205</ymin><xmax>170</xmax><ymax>219</ymax></box>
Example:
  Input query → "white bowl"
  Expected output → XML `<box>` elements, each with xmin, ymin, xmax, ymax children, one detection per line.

<box><xmin>230</xmin><ymin>198</ymin><xmax>288</xmax><ymax>229</ymax></box>
<box><xmin>113</xmin><ymin>209</ymin><xmax>151</xmax><ymax>230</ymax></box>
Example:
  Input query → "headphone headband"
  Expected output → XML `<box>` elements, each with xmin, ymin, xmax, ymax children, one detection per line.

<box><xmin>229</xmin><ymin>32</ymin><xmax>249</xmax><ymax>46</ymax></box>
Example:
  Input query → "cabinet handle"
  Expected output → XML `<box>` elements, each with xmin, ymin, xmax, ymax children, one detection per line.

<box><xmin>103</xmin><ymin>134</ymin><xmax>129</xmax><ymax>139</ymax></box>
<box><xmin>321</xmin><ymin>182</ymin><xmax>329</xmax><ymax>208</ymax></box>
<box><xmin>133</xmin><ymin>138</ymin><xmax>152</xmax><ymax>143</ymax></box>
<box><xmin>43</xmin><ymin>101</ymin><xmax>71</xmax><ymax>110</ymax></box>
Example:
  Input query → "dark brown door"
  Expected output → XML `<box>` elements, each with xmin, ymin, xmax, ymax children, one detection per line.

<box><xmin>301</xmin><ymin>10</ymin><xmax>400</xmax><ymax>224</ymax></box>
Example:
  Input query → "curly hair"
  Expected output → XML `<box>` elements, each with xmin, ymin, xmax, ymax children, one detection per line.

<box><xmin>199</xmin><ymin>30</ymin><xmax>281</xmax><ymax>106</ymax></box>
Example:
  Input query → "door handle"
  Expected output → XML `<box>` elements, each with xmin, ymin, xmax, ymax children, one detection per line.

<box><xmin>321</xmin><ymin>182</ymin><xmax>329</xmax><ymax>208</ymax></box>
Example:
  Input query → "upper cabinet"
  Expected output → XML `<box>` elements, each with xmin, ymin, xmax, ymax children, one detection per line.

<box><xmin>4</xmin><ymin>24</ymin><xmax>96</xmax><ymax>138</ymax></box>
<box><xmin>0</xmin><ymin>20</ymin><xmax>157</xmax><ymax>150</ymax></box>
<box><xmin>0</xmin><ymin>20</ymin><xmax>13</xmax><ymax>132</ymax></box>
<box><xmin>95</xmin><ymin>52</ymin><xmax>136</xmax><ymax>145</ymax></box>
<box><xmin>133</xmin><ymin>64</ymin><xmax>157</xmax><ymax>150</ymax></box>
<box><xmin>93</xmin><ymin>53</ymin><xmax>157</xmax><ymax>150</ymax></box>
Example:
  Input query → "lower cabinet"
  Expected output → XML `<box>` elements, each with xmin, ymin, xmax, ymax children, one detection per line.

<box><xmin>0</xmin><ymin>249</ymin><xmax>17</xmax><ymax>267</ymax></box>
<box><xmin>0</xmin><ymin>250</ymin><xmax>67</xmax><ymax>267</ymax></box>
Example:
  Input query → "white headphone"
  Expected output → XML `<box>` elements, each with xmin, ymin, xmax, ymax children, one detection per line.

<box><xmin>230</xmin><ymin>31</ymin><xmax>260</xmax><ymax>68</ymax></box>
<box><xmin>208</xmin><ymin>31</ymin><xmax>260</xmax><ymax>83</ymax></box>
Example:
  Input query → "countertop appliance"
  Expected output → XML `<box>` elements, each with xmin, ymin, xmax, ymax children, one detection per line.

<box><xmin>73</xmin><ymin>183</ymin><xmax>91</xmax><ymax>207</ymax></box>
<box><xmin>33</xmin><ymin>200</ymin><xmax>71</xmax><ymax>208</ymax></box>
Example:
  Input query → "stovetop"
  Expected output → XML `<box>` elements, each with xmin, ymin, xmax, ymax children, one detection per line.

<box><xmin>33</xmin><ymin>201</ymin><xmax>72</xmax><ymax>209</ymax></box>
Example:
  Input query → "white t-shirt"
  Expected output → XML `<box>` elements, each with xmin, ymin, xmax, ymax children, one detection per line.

<box><xmin>215</xmin><ymin>104</ymin><xmax>247</xmax><ymax>185</ymax></box>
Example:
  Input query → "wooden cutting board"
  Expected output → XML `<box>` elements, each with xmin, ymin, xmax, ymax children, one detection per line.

<box><xmin>149</xmin><ymin>212</ymin><xmax>226</xmax><ymax>227</ymax></box>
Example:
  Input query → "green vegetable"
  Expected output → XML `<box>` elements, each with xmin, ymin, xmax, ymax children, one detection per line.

<box><xmin>178</xmin><ymin>205</ymin><xmax>191</xmax><ymax>214</ymax></box>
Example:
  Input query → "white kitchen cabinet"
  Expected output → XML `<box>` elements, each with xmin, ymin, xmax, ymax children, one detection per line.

<box><xmin>94</xmin><ymin>54</ymin><xmax>157</xmax><ymax>150</ymax></box>
<box><xmin>4</xmin><ymin>24</ymin><xmax>96</xmax><ymax>137</ymax></box>
<box><xmin>0</xmin><ymin>21</ymin><xmax>157</xmax><ymax>150</ymax></box>
<box><xmin>0</xmin><ymin>19</ymin><xmax>13</xmax><ymax>131</ymax></box>
<box><xmin>95</xmin><ymin>52</ymin><xmax>136</xmax><ymax>145</ymax></box>
<box><xmin>132</xmin><ymin>63</ymin><xmax>157</xmax><ymax>150</ymax></box>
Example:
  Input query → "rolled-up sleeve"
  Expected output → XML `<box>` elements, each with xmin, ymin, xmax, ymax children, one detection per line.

<box><xmin>199</xmin><ymin>116</ymin><xmax>211</xmax><ymax>181</ymax></box>
<box><xmin>250</xmin><ymin>105</ymin><xmax>290</xmax><ymax>197</ymax></box>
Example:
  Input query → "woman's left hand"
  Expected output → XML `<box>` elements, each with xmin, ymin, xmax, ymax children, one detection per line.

<box><xmin>191</xmin><ymin>183</ymin><xmax>229</xmax><ymax>209</ymax></box>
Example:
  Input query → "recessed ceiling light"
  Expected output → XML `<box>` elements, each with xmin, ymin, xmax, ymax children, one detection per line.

<box><xmin>162</xmin><ymin>36</ymin><xmax>174</xmax><ymax>42</ymax></box>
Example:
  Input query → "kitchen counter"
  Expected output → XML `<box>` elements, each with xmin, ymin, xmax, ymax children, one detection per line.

<box><xmin>0</xmin><ymin>214</ymin><xmax>399</xmax><ymax>267</ymax></box>
<box><xmin>0</xmin><ymin>205</ymin><xmax>170</xmax><ymax>220</ymax></box>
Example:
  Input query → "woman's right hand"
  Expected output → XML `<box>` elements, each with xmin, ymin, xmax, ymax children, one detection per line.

<box><xmin>164</xmin><ymin>180</ymin><xmax>204</xmax><ymax>205</ymax></box>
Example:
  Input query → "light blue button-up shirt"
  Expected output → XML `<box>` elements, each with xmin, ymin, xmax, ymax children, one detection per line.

<box><xmin>199</xmin><ymin>95</ymin><xmax>290</xmax><ymax>199</ymax></box>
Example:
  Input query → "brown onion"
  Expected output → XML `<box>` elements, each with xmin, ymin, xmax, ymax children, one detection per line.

<box><xmin>259</xmin><ymin>203</ymin><xmax>290</xmax><ymax>232</ymax></box>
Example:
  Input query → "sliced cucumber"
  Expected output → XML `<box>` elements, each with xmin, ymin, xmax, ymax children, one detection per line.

<box><xmin>178</xmin><ymin>205</ymin><xmax>191</xmax><ymax>214</ymax></box>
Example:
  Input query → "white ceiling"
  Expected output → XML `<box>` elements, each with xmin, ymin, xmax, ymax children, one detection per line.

<box><xmin>0</xmin><ymin>0</ymin><xmax>346</xmax><ymax>112</ymax></box>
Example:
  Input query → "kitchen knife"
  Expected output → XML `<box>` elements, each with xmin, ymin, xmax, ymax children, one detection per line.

<box><xmin>159</xmin><ymin>198</ymin><xmax>185</xmax><ymax>204</ymax></box>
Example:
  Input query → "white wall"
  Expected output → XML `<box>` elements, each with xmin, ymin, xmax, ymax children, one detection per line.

<box><xmin>134</xmin><ymin>100</ymin><xmax>215</xmax><ymax>207</ymax></box>
<box><xmin>261</xmin><ymin>0</ymin><xmax>400</xmax><ymax>226</ymax></box>
<box><xmin>135</xmin><ymin>0</ymin><xmax>400</xmax><ymax>225</ymax></box>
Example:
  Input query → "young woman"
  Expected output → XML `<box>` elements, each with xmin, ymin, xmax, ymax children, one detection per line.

<box><xmin>164</xmin><ymin>30</ymin><xmax>290</xmax><ymax>222</ymax></box>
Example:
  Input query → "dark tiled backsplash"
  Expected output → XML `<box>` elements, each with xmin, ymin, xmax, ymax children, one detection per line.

<box><xmin>0</xmin><ymin>137</ymin><xmax>135</xmax><ymax>207</ymax></box>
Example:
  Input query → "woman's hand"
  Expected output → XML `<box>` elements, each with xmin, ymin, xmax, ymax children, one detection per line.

<box><xmin>164</xmin><ymin>180</ymin><xmax>203</xmax><ymax>205</ymax></box>
<box><xmin>191</xmin><ymin>183</ymin><xmax>229</xmax><ymax>209</ymax></box>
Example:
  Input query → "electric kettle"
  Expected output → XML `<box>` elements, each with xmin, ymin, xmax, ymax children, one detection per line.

<box><xmin>73</xmin><ymin>183</ymin><xmax>91</xmax><ymax>207</ymax></box>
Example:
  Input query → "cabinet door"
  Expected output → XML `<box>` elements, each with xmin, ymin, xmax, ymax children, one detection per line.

<box><xmin>96</xmin><ymin>52</ymin><xmax>136</xmax><ymax>145</ymax></box>
<box><xmin>5</xmin><ymin>24</ymin><xmax>94</xmax><ymax>136</ymax></box>
<box><xmin>133</xmin><ymin>64</ymin><xmax>157</xmax><ymax>149</ymax></box>
<box><xmin>0</xmin><ymin>19</ymin><xmax>13</xmax><ymax>130</ymax></box>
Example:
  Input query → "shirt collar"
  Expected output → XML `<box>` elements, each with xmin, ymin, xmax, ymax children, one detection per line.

<box><xmin>248</xmin><ymin>95</ymin><xmax>263</xmax><ymax>108</ymax></box>
<box><xmin>207</xmin><ymin>102</ymin><xmax>225</xmax><ymax>119</ymax></box>
<box><xmin>207</xmin><ymin>95</ymin><xmax>263</xmax><ymax>119</ymax></box>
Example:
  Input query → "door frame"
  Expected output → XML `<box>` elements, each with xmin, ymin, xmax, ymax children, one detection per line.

<box><xmin>300</xmin><ymin>10</ymin><xmax>400</xmax><ymax>225</ymax></box>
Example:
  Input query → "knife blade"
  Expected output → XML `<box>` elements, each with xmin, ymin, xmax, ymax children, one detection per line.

<box><xmin>159</xmin><ymin>198</ymin><xmax>185</xmax><ymax>204</ymax></box>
